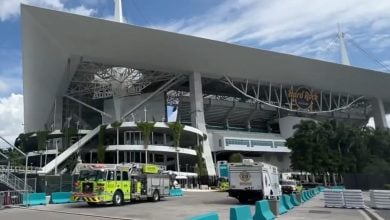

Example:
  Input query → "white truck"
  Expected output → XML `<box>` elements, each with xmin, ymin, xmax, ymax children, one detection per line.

<box><xmin>228</xmin><ymin>159</ymin><xmax>281</xmax><ymax>203</ymax></box>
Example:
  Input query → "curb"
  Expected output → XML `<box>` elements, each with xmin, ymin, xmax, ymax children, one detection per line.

<box><xmin>362</xmin><ymin>208</ymin><xmax>385</xmax><ymax>220</ymax></box>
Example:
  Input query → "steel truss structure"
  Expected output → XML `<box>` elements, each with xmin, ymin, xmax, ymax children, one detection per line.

<box><xmin>223</xmin><ymin>75</ymin><xmax>368</xmax><ymax>114</ymax></box>
<box><xmin>67</xmin><ymin>61</ymin><xmax>176</xmax><ymax>99</ymax></box>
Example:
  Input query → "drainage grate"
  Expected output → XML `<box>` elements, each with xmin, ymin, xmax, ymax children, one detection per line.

<box><xmin>309</xmin><ymin>210</ymin><xmax>332</xmax><ymax>214</ymax></box>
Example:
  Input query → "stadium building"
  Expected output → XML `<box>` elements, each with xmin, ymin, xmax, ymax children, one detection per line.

<box><xmin>19</xmin><ymin>4</ymin><xmax>390</xmax><ymax>176</ymax></box>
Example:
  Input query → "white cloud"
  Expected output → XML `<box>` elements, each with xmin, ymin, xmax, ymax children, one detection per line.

<box><xmin>0</xmin><ymin>81</ymin><xmax>8</xmax><ymax>93</ymax></box>
<box><xmin>151</xmin><ymin>0</ymin><xmax>390</xmax><ymax>60</ymax></box>
<box><xmin>0</xmin><ymin>93</ymin><xmax>23</xmax><ymax>148</ymax></box>
<box><xmin>0</xmin><ymin>0</ymin><xmax>96</xmax><ymax>21</ymax></box>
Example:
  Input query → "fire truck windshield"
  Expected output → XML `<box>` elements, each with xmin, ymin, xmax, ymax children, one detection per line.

<box><xmin>79</xmin><ymin>170</ymin><xmax>106</xmax><ymax>181</ymax></box>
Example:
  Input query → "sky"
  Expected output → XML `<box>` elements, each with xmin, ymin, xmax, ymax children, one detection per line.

<box><xmin>0</xmin><ymin>0</ymin><xmax>390</xmax><ymax>147</ymax></box>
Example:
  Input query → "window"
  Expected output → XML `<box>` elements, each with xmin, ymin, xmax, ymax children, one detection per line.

<box><xmin>251</xmin><ymin>140</ymin><xmax>273</xmax><ymax>148</ymax></box>
<box><xmin>274</xmin><ymin>141</ymin><xmax>286</xmax><ymax>148</ymax></box>
<box><xmin>122</xmin><ymin>171</ymin><xmax>129</xmax><ymax>181</ymax></box>
<box><xmin>107</xmin><ymin>171</ymin><xmax>114</xmax><ymax>181</ymax></box>
<box><xmin>116</xmin><ymin>171</ymin><xmax>122</xmax><ymax>181</ymax></box>
<box><xmin>155</xmin><ymin>154</ymin><xmax>164</xmax><ymax>163</ymax></box>
<box><xmin>225</xmin><ymin>139</ymin><xmax>250</xmax><ymax>147</ymax></box>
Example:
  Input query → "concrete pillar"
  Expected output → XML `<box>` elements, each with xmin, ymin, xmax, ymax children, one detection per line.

<box><xmin>189</xmin><ymin>72</ymin><xmax>216</xmax><ymax>176</ymax></box>
<box><xmin>372</xmin><ymin>98</ymin><xmax>388</xmax><ymax>129</ymax></box>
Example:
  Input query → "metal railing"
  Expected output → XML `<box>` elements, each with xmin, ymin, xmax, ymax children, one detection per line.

<box><xmin>0</xmin><ymin>190</ymin><xmax>26</xmax><ymax>209</ymax></box>
<box><xmin>0</xmin><ymin>172</ymin><xmax>33</xmax><ymax>192</ymax></box>
<box><xmin>0</xmin><ymin>165</ymin><xmax>40</xmax><ymax>174</ymax></box>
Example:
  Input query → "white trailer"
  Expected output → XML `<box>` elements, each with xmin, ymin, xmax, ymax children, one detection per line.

<box><xmin>228</xmin><ymin>159</ymin><xmax>281</xmax><ymax>203</ymax></box>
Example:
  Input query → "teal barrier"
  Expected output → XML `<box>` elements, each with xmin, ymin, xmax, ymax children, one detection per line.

<box><xmin>169</xmin><ymin>188</ymin><xmax>183</xmax><ymax>197</ymax></box>
<box><xmin>301</xmin><ymin>191</ymin><xmax>309</xmax><ymax>202</ymax></box>
<box><xmin>187</xmin><ymin>212</ymin><xmax>219</xmax><ymax>220</ymax></box>
<box><xmin>290</xmin><ymin>194</ymin><xmax>300</xmax><ymax>206</ymax></box>
<box><xmin>282</xmin><ymin>195</ymin><xmax>294</xmax><ymax>209</ymax></box>
<box><xmin>278</xmin><ymin>198</ymin><xmax>288</xmax><ymax>215</ymax></box>
<box><xmin>23</xmin><ymin>193</ymin><xmax>46</xmax><ymax>206</ymax></box>
<box><xmin>230</xmin><ymin>205</ymin><xmax>252</xmax><ymax>220</ymax></box>
<box><xmin>305</xmin><ymin>191</ymin><xmax>310</xmax><ymax>200</ymax></box>
<box><xmin>253</xmin><ymin>200</ymin><xmax>275</xmax><ymax>220</ymax></box>
<box><xmin>51</xmin><ymin>192</ymin><xmax>73</xmax><ymax>204</ymax></box>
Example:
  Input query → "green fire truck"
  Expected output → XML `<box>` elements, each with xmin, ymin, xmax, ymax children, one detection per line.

<box><xmin>71</xmin><ymin>163</ymin><xmax>171</xmax><ymax>206</ymax></box>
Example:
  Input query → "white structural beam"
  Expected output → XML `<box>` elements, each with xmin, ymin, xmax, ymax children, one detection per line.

<box><xmin>121</xmin><ymin>76</ymin><xmax>178</xmax><ymax>120</ymax></box>
<box><xmin>64</xmin><ymin>95</ymin><xmax>113</xmax><ymax>118</ymax></box>
<box><xmin>372</xmin><ymin>98</ymin><xmax>388</xmax><ymax>129</ymax></box>
<box><xmin>338</xmin><ymin>26</ymin><xmax>351</xmax><ymax>66</ymax></box>
<box><xmin>189</xmin><ymin>72</ymin><xmax>216</xmax><ymax>176</ymax></box>
<box><xmin>114</xmin><ymin>0</ymin><xmax>124</xmax><ymax>23</ymax></box>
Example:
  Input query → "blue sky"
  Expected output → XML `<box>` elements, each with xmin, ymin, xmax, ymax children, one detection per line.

<box><xmin>0</xmin><ymin>0</ymin><xmax>390</xmax><ymax>145</ymax></box>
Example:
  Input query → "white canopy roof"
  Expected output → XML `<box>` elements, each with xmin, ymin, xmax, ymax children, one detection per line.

<box><xmin>21</xmin><ymin>5</ymin><xmax>390</xmax><ymax>131</ymax></box>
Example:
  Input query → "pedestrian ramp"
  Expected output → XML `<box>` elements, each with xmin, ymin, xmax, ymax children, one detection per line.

<box><xmin>39</xmin><ymin>125</ymin><xmax>101</xmax><ymax>174</ymax></box>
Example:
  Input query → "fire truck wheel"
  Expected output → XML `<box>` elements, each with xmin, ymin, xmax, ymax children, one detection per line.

<box><xmin>151</xmin><ymin>190</ymin><xmax>160</xmax><ymax>202</ymax></box>
<box><xmin>87</xmin><ymin>202</ymin><xmax>98</xmax><ymax>207</ymax></box>
<box><xmin>113</xmin><ymin>191</ymin><xmax>123</xmax><ymax>206</ymax></box>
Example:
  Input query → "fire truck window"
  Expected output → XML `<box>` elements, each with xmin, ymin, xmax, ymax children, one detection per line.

<box><xmin>107</xmin><ymin>171</ymin><xmax>114</xmax><ymax>181</ymax></box>
<box><xmin>122</xmin><ymin>171</ymin><xmax>129</xmax><ymax>180</ymax></box>
<box><xmin>116</xmin><ymin>171</ymin><xmax>122</xmax><ymax>181</ymax></box>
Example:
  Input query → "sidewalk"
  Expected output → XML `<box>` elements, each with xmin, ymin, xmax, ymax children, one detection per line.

<box><xmin>278</xmin><ymin>193</ymin><xmax>369</xmax><ymax>220</ymax></box>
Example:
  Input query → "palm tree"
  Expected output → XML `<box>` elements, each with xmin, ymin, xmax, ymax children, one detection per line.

<box><xmin>195</xmin><ymin>145</ymin><xmax>207</xmax><ymax>176</ymax></box>
<box><xmin>168</xmin><ymin>122</ymin><xmax>184</xmax><ymax>172</ymax></box>
<box><xmin>136</xmin><ymin>122</ymin><xmax>155</xmax><ymax>164</ymax></box>
<box><xmin>111</xmin><ymin>121</ymin><xmax>122</xmax><ymax>164</ymax></box>
<box><xmin>97</xmin><ymin>125</ymin><xmax>107</xmax><ymax>163</ymax></box>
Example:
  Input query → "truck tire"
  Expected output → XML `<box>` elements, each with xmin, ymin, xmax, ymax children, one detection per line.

<box><xmin>238</xmin><ymin>197</ymin><xmax>248</xmax><ymax>204</ymax></box>
<box><xmin>151</xmin><ymin>190</ymin><xmax>160</xmax><ymax>202</ymax></box>
<box><xmin>87</xmin><ymin>202</ymin><xmax>98</xmax><ymax>207</ymax></box>
<box><xmin>113</xmin><ymin>191</ymin><xmax>123</xmax><ymax>206</ymax></box>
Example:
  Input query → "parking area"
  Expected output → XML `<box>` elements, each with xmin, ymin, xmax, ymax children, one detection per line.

<box><xmin>1</xmin><ymin>191</ymin><xmax>389</xmax><ymax>220</ymax></box>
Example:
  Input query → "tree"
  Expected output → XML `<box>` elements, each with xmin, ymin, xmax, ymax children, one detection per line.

<box><xmin>195</xmin><ymin>145</ymin><xmax>207</xmax><ymax>176</ymax></box>
<box><xmin>111</xmin><ymin>121</ymin><xmax>122</xmax><ymax>164</ymax></box>
<box><xmin>97</xmin><ymin>125</ymin><xmax>107</xmax><ymax>163</ymax></box>
<box><xmin>228</xmin><ymin>153</ymin><xmax>244</xmax><ymax>163</ymax></box>
<box><xmin>36</xmin><ymin>130</ymin><xmax>49</xmax><ymax>167</ymax></box>
<box><xmin>61</xmin><ymin>127</ymin><xmax>78</xmax><ymax>149</ymax></box>
<box><xmin>286</xmin><ymin>119</ymin><xmax>390</xmax><ymax>185</ymax></box>
<box><xmin>136</xmin><ymin>122</ymin><xmax>155</xmax><ymax>164</ymax></box>
<box><xmin>168</xmin><ymin>122</ymin><xmax>184</xmax><ymax>172</ymax></box>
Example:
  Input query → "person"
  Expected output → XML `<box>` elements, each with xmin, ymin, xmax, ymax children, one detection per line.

<box><xmin>173</xmin><ymin>180</ymin><xmax>179</xmax><ymax>188</ymax></box>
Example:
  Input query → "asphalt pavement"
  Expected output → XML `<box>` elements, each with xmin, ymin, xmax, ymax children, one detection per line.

<box><xmin>1</xmin><ymin>191</ymin><xmax>389</xmax><ymax>220</ymax></box>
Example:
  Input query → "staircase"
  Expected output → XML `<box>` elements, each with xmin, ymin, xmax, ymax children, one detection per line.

<box><xmin>0</xmin><ymin>171</ymin><xmax>33</xmax><ymax>191</ymax></box>
<box><xmin>39</xmin><ymin>125</ymin><xmax>101</xmax><ymax>174</ymax></box>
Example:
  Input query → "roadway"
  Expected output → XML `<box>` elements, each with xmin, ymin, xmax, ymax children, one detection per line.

<box><xmin>1</xmin><ymin>191</ymin><xmax>388</xmax><ymax>220</ymax></box>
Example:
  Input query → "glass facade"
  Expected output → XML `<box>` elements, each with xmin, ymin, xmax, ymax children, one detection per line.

<box><xmin>225</xmin><ymin>138</ymin><xmax>286</xmax><ymax>149</ymax></box>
